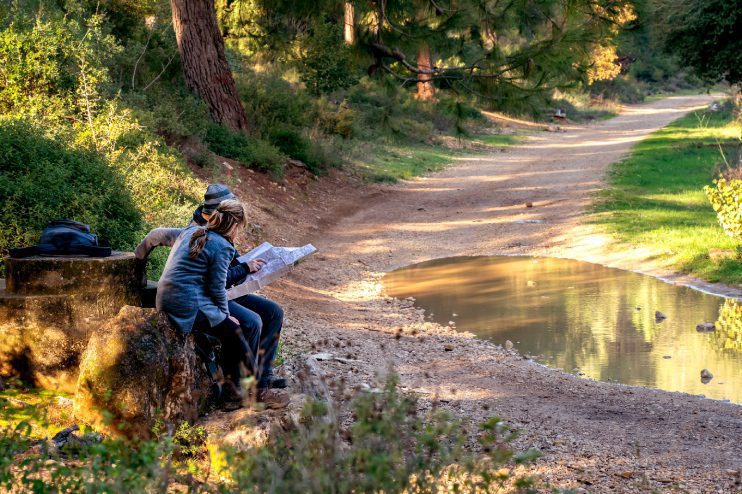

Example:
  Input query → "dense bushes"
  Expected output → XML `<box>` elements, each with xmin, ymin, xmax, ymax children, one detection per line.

<box><xmin>714</xmin><ymin>299</ymin><xmax>742</xmax><ymax>351</ymax></box>
<box><xmin>204</xmin><ymin>123</ymin><xmax>285</xmax><ymax>177</ymax></box>
<box><xmin>0</xmin><ymin>119</ymin><xmax>142</xmax><ymax>256</ymax></box>
<box><xmin>704</xmin><ymin>100</ymin><xmax>742</xmax><ymax>243</ymax></box>
<box><xmin>0</xmin><ymin>2</ymin><xmax>201</xmax><ymax>270</ymax></box>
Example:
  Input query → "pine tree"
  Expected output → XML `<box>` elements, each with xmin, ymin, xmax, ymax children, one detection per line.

<box><xmin>171</xmin><ymin>0</ymin><xmax>250</xmax><ymax>132</ymax></box>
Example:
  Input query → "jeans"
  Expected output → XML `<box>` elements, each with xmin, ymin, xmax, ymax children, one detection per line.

<box><xmin>193</xmin><ymin>312</ymin><xmax>249</xmax><ymax>387</ymax></box>
<box><xmin>228</xmin><ymin>295</ymin><xmax>284</xmax><ymax>388</ymax></box>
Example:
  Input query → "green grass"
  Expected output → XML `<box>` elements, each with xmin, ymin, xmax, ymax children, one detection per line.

<box><xmin>0</xmin><ymin>387</ymin><xmax>74</xmax><ymax>437</ymax></box>
<box><xmin>357</xmin><ymin>134</ymin><xmax>524</xmax><ymax>183</ymax></box>
<box><xmin>643</xmin><ymin>88</ymin><xmax>710</xmax><ymax>102</ymax></box>
<box><xmin>592</xmin><ymin>103</ymin><xmax>742</xmax><ymax>283</ymax></box>
<box><xmin>471</xmin><ymin>133</ymin><xmax>525</xmax><ymax>147</ymax></box>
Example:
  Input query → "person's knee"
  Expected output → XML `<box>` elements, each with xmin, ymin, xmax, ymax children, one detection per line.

<box><xmin>235</xmin><ymin>311</ymin><xmax>262</xmax><ymax>334</ymax></box>
<box><xmin>267</xmin><ymin>301</ymin><xmax>284</xmax><ymax>324</ymax></box>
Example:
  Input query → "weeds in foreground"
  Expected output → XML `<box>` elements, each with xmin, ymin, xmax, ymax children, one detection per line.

<box><xmin>0</xmin><ymin>373</ymin><xmax>540</xmax><ymax>493</ymax></box>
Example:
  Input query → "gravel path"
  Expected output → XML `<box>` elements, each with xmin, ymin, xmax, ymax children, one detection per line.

<box><xmin>267</xmin><ymin>94</ymin><xmax>742</xmax><ymax>493</ymax></box>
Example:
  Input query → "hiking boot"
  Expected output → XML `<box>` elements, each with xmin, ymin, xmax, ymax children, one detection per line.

<box><xmin>219</xmin><ymin>381</ymin><xmax>244</xmax><ymax>412</ymax></box>
<box><xmin>261</xmin><ymin>374</ymin><xmax>288</xmax><ymax>389</ymax></box>
<box><xmin>256</xmin><ymin>388</ymin><xmax>290</xmax><ymax>409</ymax></box>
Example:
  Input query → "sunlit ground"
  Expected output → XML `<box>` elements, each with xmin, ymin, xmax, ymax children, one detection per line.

<box><xmin>591</xmin><ymin>105</ymin><xmax>742</xmax><ymax>283</ymax></box>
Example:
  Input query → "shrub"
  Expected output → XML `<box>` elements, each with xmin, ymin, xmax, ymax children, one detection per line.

<box><xmin>705</xmin><ymin>177</ymin><xmax>742</xmax><ymax>239</ymax></box>
<box><xmin>590</xmin><ymin>75</ymin><xmax>645</xmax><ymax>104</ymax></box>
<box><xmin>267</xmin><ymin>126</ymin><xmax>332</xmax><ymax>174</ymax></box>
<box><xmin>0</xmin><ymin>373</ymin><xmax>541</xmax><ymax>493</ymax></box>
<box><xmin>204</xmin><ymin>123</ymin><xmax>285</xmax><ymax>178</ymax></box>
<box><xmin>0</xmin><ymin>118</ymin><xmax>143</xmax><ymax>262</ymax></box>
<box><xmin>295</xmin><ymin>20</ymin><xmax>359</xmax><ymax>96</ymax></box>
<box><xmin>314</xmin><ymin>98</ymin><xmax>356</xmax><ymax>138</ymax></box>
<box><xmin>713</xmin><ymin>299</ymin><xmax>742</xmax><ymax>351</ymax></box>
<box><xmin>236</xmin><ymin>69</ymin><xmax>313</xmax><ymax>131</ymax></box>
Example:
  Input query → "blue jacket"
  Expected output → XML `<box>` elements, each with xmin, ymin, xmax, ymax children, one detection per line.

<box><xmin>155</xmin><ymin>226</ymin><xmax>236</xmax><ymax>333</ymax></box>
<box><xmin>135</xmin><ymin>227</ymin><xmax>250</xmax><ymax>288</ymax></box>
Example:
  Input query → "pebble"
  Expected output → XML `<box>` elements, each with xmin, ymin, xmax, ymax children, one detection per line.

<box><xmin>505</xmin><ymin>340</ymin><xmax>514</xmax><ymax>350</ymax></box>
<box><xmin>696</xmin><ymin>323</ymin><xmax>716</xmax><ymax>332</ymax></box>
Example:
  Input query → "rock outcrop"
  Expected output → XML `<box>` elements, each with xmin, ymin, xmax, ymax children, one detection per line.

<box><xmin>73</xmin><ymin>306</ymin><xmax>212</xmax><ymax>440</ymax></box>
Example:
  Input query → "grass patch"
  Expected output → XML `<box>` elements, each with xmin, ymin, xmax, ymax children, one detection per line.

<box><xmin>356</xmin><ymin>134</ymin><xmax>525</xmax><ymax>183</ymax></box>
<box><xmin>643</xmin><ymin>88</ymin><xmax>710</xmax><ymax>102</ymax></box>
<box><xmin>0</xmin><ymin>387</ymin><xmax>74</xmax><ymax>438</ymax></box>
<box><xmin>592</xmin><ymin>103</ymin><xmax>742</xmax><ymax>283</ymax></box>
<box><xmin>471</xmin><ymin>133</ymin><xmax>525</xmax><ymax>147</ymax></box>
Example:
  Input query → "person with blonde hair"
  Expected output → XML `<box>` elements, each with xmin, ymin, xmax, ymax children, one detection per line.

<box><xmin>155</xmin><ymin>199</ymin><xmax>288</xmax><ymax>409</ymax></box>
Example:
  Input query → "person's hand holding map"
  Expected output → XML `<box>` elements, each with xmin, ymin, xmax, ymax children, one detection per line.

<box><xmin>247</xmin><ymin>258</ymin><xmax>266</xmax><ymax>273</ymax></box>
<box><xmin>227</xmin><ymin>242</ymin><xmax>317</xmax><ymax>299</ymax></box>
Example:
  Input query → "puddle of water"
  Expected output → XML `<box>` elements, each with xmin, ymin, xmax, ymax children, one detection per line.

<box><xmin>384</xmin><ymin>256</ymin><xmax>742</xmax><ymax>404</ymax></box>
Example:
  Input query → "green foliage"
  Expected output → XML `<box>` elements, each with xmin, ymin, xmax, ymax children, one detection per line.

<box><xmin>656</xmin><ymin>0</ymin><xmax>742</xmax><ymax>84</ymax></box>
<box><xmin>268</xmin><ymin>126</ymin><xmax>326</xmax><ymax>174</ymax></box>
<box><xmin>0</xmin><ymin>3</ymin><xmax>203</xmax><ymax>275</ymax></box>
<box><xmin>172</xmin><ymin>421</ymin><xmax>208</xmax><ymax>459</ymax></box>
<box><xmin>0</xmin><ymin>373</ymin><xmax>540</xmax><ymax>493</ymax></box>
<box><xmin>296</xmin><ymin>20</ymin><xmax>359</xmax><ymax>96</ymax></box>
<box><xmin>204</xmin><ymin>123</ymin><xmax>285</xmax><ymax>178</ymax></box>
<box><xmin>222</xmin><ymin>373</ymin><xmax>540</xmax><ymax>492</ymax></box>
<box><xmin>0</xmin><ymin>118</ymin><xmax>142</xmax><ymax>257</ymax></box>
<box><xmin>704</xmin><ymin>177</ymin><xmax>742</xmax><ymax>240</ymax></box>
<box><xmin>593</xmin><ymin>104</ymin><xmax>742</xmax><ymax>283</ymax></box>
<box><xmin>590</xmin><ymin>75</ymin><xmax>646</xmax><ymax>104</ymax></box>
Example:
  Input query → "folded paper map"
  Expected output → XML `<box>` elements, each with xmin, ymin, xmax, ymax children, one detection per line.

<box><xmin>227</xmin><ymin>242</ymin><xmax>317</xmax><ymax>300</ymax></box>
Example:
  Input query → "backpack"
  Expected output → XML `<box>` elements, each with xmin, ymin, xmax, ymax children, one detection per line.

<box><xmin>9</xmin><ymin>220</ymin><xmax>112</xmax><ymax>258</ymax></box>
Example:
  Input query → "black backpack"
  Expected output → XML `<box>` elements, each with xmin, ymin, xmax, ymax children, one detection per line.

<box><xmin>9</xmin><ymin>220</ymin><xmax>112</xmax><ymax>258</ymax></box>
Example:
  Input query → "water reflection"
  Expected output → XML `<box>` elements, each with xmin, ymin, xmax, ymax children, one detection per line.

<box><xmin>384</xmin><ymin>256</ymin><xmax>742</xmax><ymax>403</ymax></box>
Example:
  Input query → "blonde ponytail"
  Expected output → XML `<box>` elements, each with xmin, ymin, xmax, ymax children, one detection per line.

<box><xmin>189</xmin><ymin>200</ymin><xmax>246</xmax><ymax>259</ymax></box>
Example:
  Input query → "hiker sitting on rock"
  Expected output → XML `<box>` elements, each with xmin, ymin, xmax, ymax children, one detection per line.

<box><xmin>145</xmin><ymin>198</ymin><xmax>289</xmax><ymax>410</ymax></box>
<box><xmin>136</xmin><ymin>185</ymin><xmax>288</xmax><ymax>399</ymax></box>
<box><xmin>190</xmin><ymin>185</ymin><xmax>287</xmax><ymax>396</ymax></box>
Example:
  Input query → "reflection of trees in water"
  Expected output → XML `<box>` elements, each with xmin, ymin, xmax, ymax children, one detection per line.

<box><xmin>387</xmin><ymin>256</ymin><xmax>742</xmax><ymax>401</ymax></box>
<box><xmin>714</xmin><ymin>299</ymin><xmax>742</xmax><ymax>352</ymax></box>
<box><xmin>559</xmin><ymin>268</ymin><xmax>658</xmax><ymax>385</ymax></box>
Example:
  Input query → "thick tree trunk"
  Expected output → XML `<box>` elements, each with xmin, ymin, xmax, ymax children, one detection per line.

<box><xmin>416</xmin><ymin>42</ymin><xmax>436</xmax><ymax>101</ymax></box>
<box><xmin>344</xmin><ymin>2</ymin><xmax>355</xmax><ymax>45</ymax></box>
<box><xmin>171</xmin><ymin>0</ymin><xmax>250</xmax><ymax>132</ymax></box>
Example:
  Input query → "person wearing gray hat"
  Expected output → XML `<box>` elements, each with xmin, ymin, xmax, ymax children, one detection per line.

<box><xmin>198</xmin><ymin>183</ymin><xmax>237</xmax><ymax>217</ymax></box>
<box><xmin>136</xmin><ymin>184</ymin><xmax>289</xmax><ymax>398</ymax></box>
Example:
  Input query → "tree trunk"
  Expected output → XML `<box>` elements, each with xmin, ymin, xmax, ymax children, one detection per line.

<box><xmin>416</xmin><ymin>42</ymin><xmax>436</xmax><ymax>101</ymax></box>
<box><xmin>171</xmin><ymin>0</ymin><xmax>250</xmax><ymax>132</ymax></box>
<box><xmin>344</xmin><ymin>2</ymin><xmax>355</xmax><ymax>45</ymax></box>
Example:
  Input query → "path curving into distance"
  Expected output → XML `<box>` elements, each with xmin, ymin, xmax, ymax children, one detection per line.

<box><xmin>276</xmin><ymin>94</ymin><xmax>741</xmax><ymax>492</ymax></box>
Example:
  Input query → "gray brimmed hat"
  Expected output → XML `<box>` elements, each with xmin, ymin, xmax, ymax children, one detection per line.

<box><xmin>202</xmin><ymin>184</ymin><xmax>236</xmax><ymax>213</ymax></box>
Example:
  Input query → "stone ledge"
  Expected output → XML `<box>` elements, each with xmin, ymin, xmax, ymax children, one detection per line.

<box><xmin>5</xmin><ymin>252</ymin><xmax>141</xmax><ymax>297</ymax></box>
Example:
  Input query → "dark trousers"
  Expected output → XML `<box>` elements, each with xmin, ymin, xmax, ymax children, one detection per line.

<box><xmin>228</xmin><ymin>295</ymin><xmax>283</xmax><ymax>388</ymax></box>
<box><xmin>193</xmin><ymin>313</ymin><xmax>252</xmax><ymax>388</ymax></box>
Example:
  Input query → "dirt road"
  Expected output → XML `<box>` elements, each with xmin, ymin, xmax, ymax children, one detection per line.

<box><xmin>269</xmin><ymin>95</ymin><xmax>742</xmax><ymax>492</ymax></box>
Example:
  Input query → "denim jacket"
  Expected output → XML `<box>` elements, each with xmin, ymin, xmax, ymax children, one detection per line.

<box><xmin>135</xmin><ymin>227</ymin><xmax>250</xmax><ymax>288</ymax></box>
<box><xmin>155</xmin><ymin>226</ymin><xmax>236</xmax><ymax>333</ymax></box>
